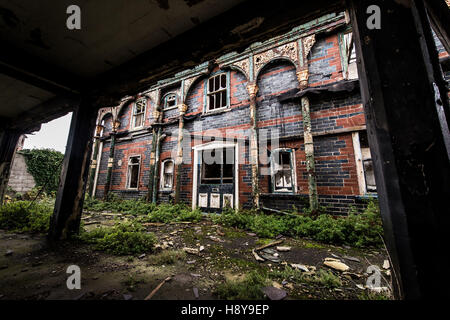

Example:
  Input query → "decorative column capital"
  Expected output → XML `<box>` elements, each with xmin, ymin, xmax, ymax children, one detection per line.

<box><xmin>178</xmin><ymin>103</ymin><xmax>188</xmax><ymax>115</ymax></box>
<box><xmin>246</xmin><ymin>83</ymin><xmax>259</xmax><ymax>98</ymax></box>
<box><xmin>296</xmin><ymin>69</ymin><xmax>309</xmax><ymax>90</ymax></box>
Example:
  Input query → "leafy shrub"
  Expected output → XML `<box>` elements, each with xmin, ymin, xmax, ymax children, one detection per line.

<box><xmin>0</xmin><ymin>200</ymin><xmax>52</xmax><ymax>233</ymax></box>
<box><xmin>212</xmin><ymin>200</ymin><xmax>383</xmax><ymax>247</ymax></box>
<box><xmin>20</xmin><ymin>149</ymin><xmax>64</xmax><ymax>194</ymax></box>
<box><xmin>215</xmin><ymin>271</ymin><xmax>269</xmax><ymax>300</ymax></box>
<box><xmin>79</xmin><ymin>221</ymin><xmax>156</xmax><ymax>255</ymax></box>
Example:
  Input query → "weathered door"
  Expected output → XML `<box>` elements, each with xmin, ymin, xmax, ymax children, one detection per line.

<box><xmin>197</xmin><ymin>147</ymin><xmax>235</xmax><ymax>213</ymax></box>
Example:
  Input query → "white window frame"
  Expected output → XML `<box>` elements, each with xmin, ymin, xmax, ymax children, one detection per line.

<box><xmin>131</xmin><ymin>98</ymin><xmax>147</xmax><ymax>130</ymax></box>
<box><xmin>160</xmin><ymin>159</ymin><xmax>175</xmax><ymax>191</ymax></box>
<box><xmin>352</xmin><ymin>131</ymin><xmax>376</xmax><ymax>195</ymax></box>
<box><xmin>270</xmin><ymin>148</ymin><xmax>297</xmax><ymax>194</ymax></box>
<box><xmin>126</xmin><ymin>155</ymin><xmax>141</xmax><ymax>190</ymax></box>
<box><xmin>206</xmin><ymin>72</ymin><xmax>229</xmax><ymax>112</ymax></box>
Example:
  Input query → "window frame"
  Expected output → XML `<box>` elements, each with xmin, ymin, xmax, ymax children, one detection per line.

<box><xmin>270</xmin><ymin>148</ymin><xmax>297</xmax><ymax>194</ymax></box>
<box><xmin>126</xmin><ymin>155</ymin><xmax>141</xmax><ymax>190</ymax></box>
<box><xmin>163</xmin><ymin>92</ymin><xmax>178</xmax><ymax>110</ymax></box>
<box><xmin>352</xmin><ymin>131</ymin><xmax>377</xmax><ymax>195</ymax></box>
<box><xmin>131</xmin><ymin>98</ymin><xmax>147</xmax><ymax>130</ymax></box>
<box><xmin>205</xmin><ymin>72</ymin><xmax>230</xmax><ymax>113</ymax></box>
<box><xmin>160</xmin><ymin>159</ymin><xmax>175</xmax><ymax>191</ymax></box>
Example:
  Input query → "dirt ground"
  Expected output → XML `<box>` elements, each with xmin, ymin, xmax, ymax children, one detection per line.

<box><xmin>0</xmin><ymin>211</ymin><xmax>392</xmax><ymax>300</ymax></box>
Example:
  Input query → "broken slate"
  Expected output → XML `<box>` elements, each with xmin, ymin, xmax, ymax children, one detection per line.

<box><xmin>343</xmin><ymin>255</ymin><xmax>361</xmax><ymax>263</ymax></box>
<box><xmin>193</xmin><ymin>287</ymin><xmax>199</xmax><ymax>299</ymax></box>
<box><xmin>276</xmin><ymin>246</ymin><xmax>291</xmax><ymax>252</ymax></box>
<box><xmin>123</xmin><ymin>294</ymin><xmax>133</xmax><ymax>300</ymax></box>
<box><xmin>261</xmin><ymin>286</ymin><xmax>287</xmax><ymax>300</ymax></box>
<box><xmin>323</xmin><ymin>258</ymin><xmax>350</xmax><ymax>272</ymax></box>
<box><xmin>291</xmin><ymin>264</ymin><xmax>309</xmax><ymax>272</ymax></box>
<box><xmin>5</xmin><ymin>250</ymin><xmax>13</xmax><ymax>256</ymax></box>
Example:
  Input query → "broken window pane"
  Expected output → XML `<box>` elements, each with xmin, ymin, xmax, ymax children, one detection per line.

<box><xmin>133</xmin><ymin>99</ymin><xmax>146</xmax><ymax>128</ymax></box>
<box><xmin>201</xmin><ymin>148</ymin><xmax>234</xmax><ymax>184</ymax></box>
<box><xmin>359</xmin><ymin>131</ymin><xmax>377</xmax><ymax>192</ymax></box>
<box><xmin>272</xmin><ymin>150</ymin><xmax>294</xmax><ymax>192</ymax></box>
<box><xmin>162</xmin><ymin>160</ymin><xmax>174</xmax><ymax>189</ymax></box>
<box><xmin>127</xmin><ymin>156</ymin><xmax>140</xmax><ymax>189</ymax></box>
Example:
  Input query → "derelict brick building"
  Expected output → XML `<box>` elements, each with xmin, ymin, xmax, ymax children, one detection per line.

<box><xmin>89</xmin><ymin>11</ymin><xmax>448</xmax><ymax>215</ymax></box>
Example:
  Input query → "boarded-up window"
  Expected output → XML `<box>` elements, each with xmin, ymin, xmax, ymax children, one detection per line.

<box><xmin>271</xmin><ymin>149</ymin><xmax>295</xmax><ymax>192</ymax></box>
<box><xmin>207</xmin><ymin>73</ymin><xmax>228</xmax><ymax>111</ymax></box>
<box><xmin>132</xmin><ymin>99</ymin><xmax>146</xmax><ymax>128</ymax></box>
<box><xmin>127</xmin><ymin>156</ymin><xmax>140</xmax><ymax>189</ymax></box>
<box><xmin>161</xmin><ymin>160</ymin><xmax>174</xmax><ymax>190</ymax></box>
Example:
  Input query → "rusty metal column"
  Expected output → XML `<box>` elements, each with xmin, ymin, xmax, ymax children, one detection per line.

<box><xmin>247</xmin><ymin>82</ymin><xmax>260</xmax><ymax>209</ymax></box>
<box><xmin>48</xmin><ymin>98</ymin><xmax>97</xmax><ymax>240</ymax></box>
<box><xmin>348</xmin><ymin>0</ymin><xmax>450</xmax><ymax>299</ymax></box>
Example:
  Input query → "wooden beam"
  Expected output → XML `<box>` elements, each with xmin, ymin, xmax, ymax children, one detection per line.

<box><xmin>424</xmin><ymin>0</ymin><xmax>450</xmax><ymax>54</ymax></box>
<box><xmin>348</xmin><ymin>0</ymin><xmax>450</xmax><ymax>299</ymax></box>
<box><xmin>48</xmin><ymin>98</ymin><xmax>97</xmax><ymax>240</ymax></box>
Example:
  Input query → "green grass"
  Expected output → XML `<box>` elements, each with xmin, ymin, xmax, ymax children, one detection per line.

<box><xmin>78</xmin><ymin>221</ymin><xmax>156</xmax><ymax>255</ymax></box>
<box><xmin>148</xmin><ymin>250</ymin><xmax>186</xmax><ymax>265</ymax></box>
<box><xmin>215</xmin><ymin>271</ymin><xmax>269</xmax><ymax>300</ymax></box>
<box><xmin>0</xmin><ymin>199</ymin><xmax>53</xmax><ymax>233</ymax></box>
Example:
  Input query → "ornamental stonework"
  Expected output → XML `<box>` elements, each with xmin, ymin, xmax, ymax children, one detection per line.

<box><xmin>302</xmin><ymin>35</ymin><xmax>316</xmax><ymax>61</ymax></box>
<box><xmin>253</xmin><ymin>41</ymin><xmax>298</xmax><ymax>77</ymax></box>
<box><xmin>231</xmin><ymin>58</ymin><xmax>250</xmax><ymax>80</ymax></box>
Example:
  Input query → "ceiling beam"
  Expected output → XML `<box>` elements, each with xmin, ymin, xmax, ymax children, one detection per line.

<box><xmin>0</xmin><ymin>43</ymin><xmax>85</xmax><ymax>96</ymax></box>
<box><xmin>424</xmin><ymin>0</ymin><xmax>450</xmax><ymax>54</ymax></box>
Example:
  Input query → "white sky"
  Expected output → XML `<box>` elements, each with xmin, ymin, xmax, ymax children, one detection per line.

<box><xmin>23</xmin><ymin>113</ymin><xmax>73</xmax><ymax>153</ymax></box>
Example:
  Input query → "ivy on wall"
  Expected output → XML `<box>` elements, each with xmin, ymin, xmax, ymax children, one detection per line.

<box><xmin>19</xmin><ymin>149</ymin><xmax>64</xmax><ymax>194</ymax></box>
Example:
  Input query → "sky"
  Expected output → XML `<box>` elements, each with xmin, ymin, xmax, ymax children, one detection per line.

<box><xmin>23</xmin><ymin>113</ymin><xmax>73</xmax><ymax>153</ymax></box>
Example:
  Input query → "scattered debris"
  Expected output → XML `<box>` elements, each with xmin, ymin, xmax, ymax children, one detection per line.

<box><xmin>323</xmin><ymin>258</ymin><xmax>350</xmax><ymax>272</ymax></box>
<box><xmin>142</xmin><ymin>222</ymin><xmax>165</xmax><ymax>227</ymax></box>
<box><xmin>272</xmin><ymin>281</ymin><xmax>283</xmax><ymax>289</ymax></box>
<box><xmin>83</xmin><ymin>221</ymin><xmax>100</xmax><ymax>226</ymax></box>
<box><xmin>123</xmin><ymin>294</ymin><xmax>133</xmax><ymax>300</ymax></box>
<box><xmin>186</xmin><ymin>260</ymin><xmax>196</xmax><ymax>264</ymax></box>
<box><xmin>367</xmin><ymin>286</ymin><xmax>389</xmax><ymax>293</ymax></box>
<box><xmin>252</xmin><ymin>250</ymin><xmax>265</xmax><ymax>262</ymax></box>
<box><xmin>342</xmin><ymin>271</ymin><xmax>362</xmax><ymax>279</ymax></box>
<box><xmin>138</xmin><ymin>254</ymin><xmax>146</xmax><ymax>259</ymax></box>
<box><xmin>276</xmin><ymin>246</ymin><xmax>291</xmax><ymax>252</ymax></box>
<box><xmin>343</xmin><ymin>255</ymin><xmax>361</xmax><ymax>263</ymax></box>
<box><xmin>331</xmin><ymin>253</ymin><xmax>340</xmax><ymax>258</ymax></box>
<box><xmin>261</xmin><ymin>286</ymin><xmax>287</xmax><ymax>300</ymax></box>
<box><xmin>259</xmin><ymin>248</ymin><xmax>281</xmax><ymax>263</ymax></box>
<box><xmin>5</xmin><ymin>250</ymin><xmax>13</xmax><ymax>256</ymax></box>
<box><xmin>199</xmin><ymin>246</ymin><xmax>205</xmax><ymax>252</ymax></box>
<box><xmin>190</xmin><ymin>273</ymin><xmax>201</xmax><ymax>277</ymax></box>
<box><xmin>356</xmin><ymin>284</ymin><xmax>365</xmax><ymax>290</ymax></box>
<box><xmin>255</xmin><ymin>240</ymin><xmax>283</xmax><ymax>252</ymax></box>
<box><xmin>383</xmin><ymin>260</ymin><xmax>390</xmax><ymax>269</ymax></box>
<box><xmin>183</xmin><ymin>247</ymin><xmax>200</xmax><ymax>255</ymax></box>
<box><xmin>247</xmin><ymin>232</ymin><xmax>257</xmax><ymax>236</ymax></box>
<box><xmin>208</xmin><ymin>235</ymin><xmax>224</xmax><ymax>242</ymax></box>
<box><xmin>291</xmin><ymin>264</ymin><xmax>309</xmax><ymax>272</ymax></box>
<box><xmin>193</xmin><ymin>287</ymin><xmax>199</xmax><ymax>299</ymax></box>
<box><xmin>144</xmin><ymin>276</ymin><xmax>172</xmax><ymax>300</ymax></box>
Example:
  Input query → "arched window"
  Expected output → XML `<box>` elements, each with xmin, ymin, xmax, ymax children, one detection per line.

<box><xmin>163</xmin><ymin>93</ymin><xmax>177</xmax><ymax>109</ymax></box>
<box><xmin>160</xmin><ymin>159</ymin><xmax>174</xmax><ymax>190</ymax></box>
<box><xmin>270</xmin><ymin>148</ymin><xmax>296</xmax><ymax>193</ymax></box>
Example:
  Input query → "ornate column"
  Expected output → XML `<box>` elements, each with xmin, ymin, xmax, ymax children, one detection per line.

<box><xmin>174</xmin><ymin>103</ymin><xmax>188</xmax><ymax>204</ymax></box>
<box><xmin>247</xmin><ymin>82</ymin><xmax>260</xmax><ymax>209</ymax></box>
<box><xmin>297</xmin><ymin>35</ymin><xmax>319</xmax><ymax>212</ymax></box>
<box><xmin>87</xmin><ymin>123</ymin><xmax>103</xmax><ymax>197</ymax></box>
<box><xmin>103</xmin><ymin>119</ymin><xmax>120</xmax><ymax>200</ymax></box>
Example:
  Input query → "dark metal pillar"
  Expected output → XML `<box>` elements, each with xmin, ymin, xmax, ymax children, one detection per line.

<box><xmin>103</xmin><ymin>132</ymin><xmax>116</xmax><ymax>200</ymax></box>
<box><xmin>0</xmin><ymin>130</ymin><xmax>21</xmax><ymax>204</ymax></box>
<box><xmin>48</xmin><ymin>98</ymin><xmax>97</xmax><ymax>240</ymax></box>
<box><xmin>348</xmin><ymin>0</ymin><xmax>450</xmax><ymax>299</ymax></box>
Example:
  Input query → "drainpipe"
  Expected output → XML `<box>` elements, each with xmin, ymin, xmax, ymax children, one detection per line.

<box><xmin>146</xmin><ymin>128</ymin><xmax>158</xmax><ymax>201</ymax></box>
<box><xmin>87</xmin><ymin>123</ymin><xmax>103</xmax><ymax>197</ymax></box>
<box><xmin>174</xmin><ymin>103</ymin><xmax>188</xmax><ymax>204</ymax></box>
<box><xmin>247</xmin><ymin>82</ymin><xmax>260</xmax><ymax>209</ymax></box>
